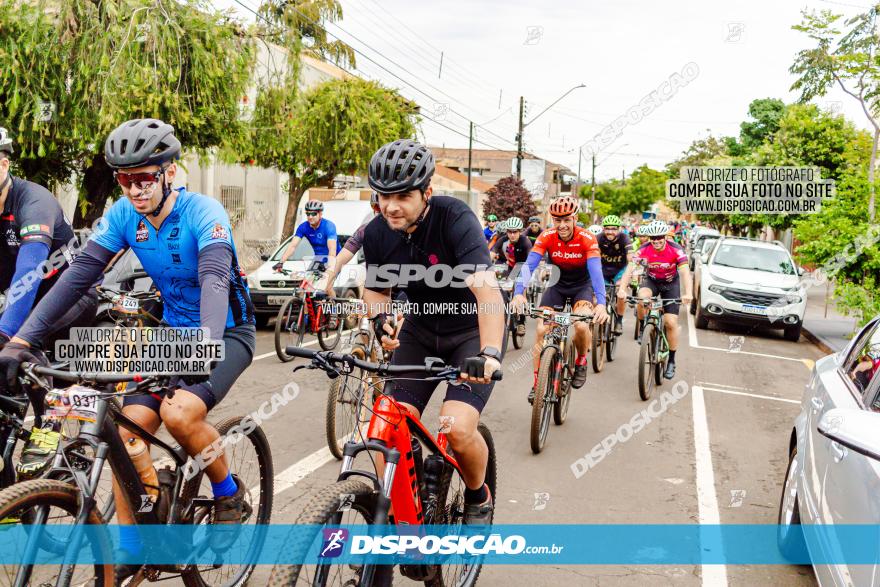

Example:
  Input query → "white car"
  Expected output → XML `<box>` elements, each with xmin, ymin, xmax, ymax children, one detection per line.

<box><xmin>779</xmin><ymin>316</ymin><xmax>880</xmax><ymax>585</ymax></box>
<box><xmin>247</xmin><ymin>200</ymin><xmax>373</xmax><ymax>327</ymax></box>
<box><xmin>692</xmin><ymin>237</ymin><xmax>806</xmax><ymax>341</ymax></box>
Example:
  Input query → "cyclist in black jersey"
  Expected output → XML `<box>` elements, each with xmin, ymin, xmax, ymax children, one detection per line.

<box><xmin>363</xmin><ymin>140</ymin><xmax>504</xmax><ymax>527</ymax></box>
<box><xmin>525</xmin><ymin>216</ymin><xmax>543</xmax><ymax>243</ymax></box>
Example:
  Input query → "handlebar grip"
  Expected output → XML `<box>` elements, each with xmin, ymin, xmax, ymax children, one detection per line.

<box><xmin>284</xmin><ymin>346</ymin><xmax>319</xmax><ymax>359</ymax></box>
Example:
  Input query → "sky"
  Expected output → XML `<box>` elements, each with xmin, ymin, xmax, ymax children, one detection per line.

<box><xmin>212</xmin><ymin>0</ymin><xmax>875</xmax><ymax>182</ymax></box>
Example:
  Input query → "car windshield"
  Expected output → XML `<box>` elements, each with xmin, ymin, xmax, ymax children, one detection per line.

<box><xmin>270</xmin><ymin>235</ymin><xmax>350</xmax><ymax>262</ymax></box>
<box><xmin>700</xmin><ymin>238</ymin><xmax>719</xmax><ymax>255</ymax></box>
<box><xmin>712</xmin><ymin>244</ymin><xmax>795</xmax><ymax>274</ymax></box>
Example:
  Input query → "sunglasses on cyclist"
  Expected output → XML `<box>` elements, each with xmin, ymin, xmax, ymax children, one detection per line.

<box><xmin>114</xmin><ymin>169</ymin><xmax>164</xmax><ymax>190</ymax></box>
<box><xmin>649</xmin><ymin>235</ymin><xmax>666</xmax><ymax>241</ymax></box>
<box><xmin>305</xmin><ymin>212</ymin><xmax>319</xmax><ymax>217</ymax></box>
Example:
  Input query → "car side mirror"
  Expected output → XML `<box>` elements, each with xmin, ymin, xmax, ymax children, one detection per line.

<box><xmin>260</xmin><ymin>254</ymin><xmax>270</xmax><ymax>261</ymax></box>
<box><xmin>797</xmin><ymin>266</ymin><xmax>805</xmax><ymax>276</ymax></box>
<box><xmin>819</xmin><ymin>408</ymin><xmax>880</xmax><ymax>461</ymax></box>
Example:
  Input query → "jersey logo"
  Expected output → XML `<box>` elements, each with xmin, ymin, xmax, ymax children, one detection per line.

<box><xmin>4</xmin><ymin>227</ymin><xmax>18</xmax><ymax>247</ymax></box>
<box><xmin>136</xmin><ymin>220</ymin><xmax>149</xmax><ymax>243</ymax></box>
<box><xmin>171</xmin><ymin>253</ymin><xmax>182</xmax><ymax>263</ymax></box>
<box><xmin>168</xmin><ymin>227</ymin><xmax>179</xmax><ymax>239</ymax></box>
<box><xmin>20</xmin><ymin>224</ymin><xmax>49</xmax><ymax>236</ymax></box>
<box><xmin>211</xmin><ymin>223</ymin><xmax>228</xmax><ymax>240</ymax></box>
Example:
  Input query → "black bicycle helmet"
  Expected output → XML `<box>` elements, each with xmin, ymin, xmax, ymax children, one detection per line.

<box><xmin>104</xmin><ymin>118</ymin><xmax>181</xmax><ymax>170</ymax></box>
<box><xmin>368</xmin><ymin>140</ymin><xmax>435</xmax><ymax>194</ymax></box>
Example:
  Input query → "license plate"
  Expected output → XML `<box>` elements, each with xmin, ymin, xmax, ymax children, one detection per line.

<box><xmin>45</xmin><ymin>385</ymin><xmax>99</xmax><ymax>423</ymax></box>
<box><xmin>741</xmin><ymin>304</ymin><xmax>768</xmax><ymax>315</ymax></box>
<box><xmin>268</xmin><ymin>296</ymin><xmax>289</xmax><ymax>306</ymax></box>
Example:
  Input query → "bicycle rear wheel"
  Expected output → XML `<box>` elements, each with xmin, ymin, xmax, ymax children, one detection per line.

<box><xmin>426</xmin><ymin>422</ymin><xmax>497</xmax><ymax>587</ymax></box>
<box><xmin>638</xmin><ymin>323</ymin><xmax>657</xmax><ymax>401</ymax></box>
<box><xmin>325</xmin><ymin>345</ymin><xmax>369</xmax><ymax>459</ymax></box>
<box><xmin>553</xmin><ymin>342</ymin><xmax>573</xmax><ymax>425</ymax></box>
<box><xmin>179</xmin><ymin>415</ymin><xmax>274</xmax><ymax>587</ymax></box>
<box><xmin>531</xmin><ymin>348</ymin><xmax>558</xmax><ymax>454</ymax></box>
<box><xmin>274</xmin><ymin>298</ymin><xmax>302</xmax><ymax>362</ymax></box>
<box><xmin>0</xmin><ymin>478</ymin><xmax>113</xmax><ymax>586</ymax></box>
<box><xmin>510</xmin><ymin>313</ymin><xmax>524</xmax><ymax>350</ymax></box>
<box><xmin>317</xmin><ymin>307</ymin><xmax>343</xmax><ymax>351</ymax></box>
<box><xmin>267</xmin><ymin>479</ymin><xmax>377</xmax><ymax>587</ymax></box>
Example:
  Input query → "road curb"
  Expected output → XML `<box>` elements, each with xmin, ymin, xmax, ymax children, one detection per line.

<box><xmin>801</xmin><ymin>325</ymin><xmax>836</xmax><ymax>355</ymax></box>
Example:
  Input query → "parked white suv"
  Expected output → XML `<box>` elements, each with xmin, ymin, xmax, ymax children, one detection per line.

<box><xmin>691</xmin><ymin>237</ymin><xmax>806</xmax><ymax>341</ymax></box>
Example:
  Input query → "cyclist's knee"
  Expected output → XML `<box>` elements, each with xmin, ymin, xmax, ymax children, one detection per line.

<box><xmin>160</xmin><ymin>392</ymin><xmax>208</xmax><ymax>436</ymax></box>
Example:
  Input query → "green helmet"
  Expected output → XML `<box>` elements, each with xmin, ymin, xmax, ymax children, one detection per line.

<box><xmin>487</xmin><ymin>214</ymin><xmax>498</xmax><ymax>222</ymax></box>
<box><xmin>602</xmin><ymin>214</ymin><xmax>622</xmax><ymax>227</ymax></box>
<box><xmin>505</xmin><ymin>217</ymin><xmax>524</xmax><ymax>231</ymax></box>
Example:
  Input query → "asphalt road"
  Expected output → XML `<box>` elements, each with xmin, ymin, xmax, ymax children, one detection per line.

<box><xmin>127</xmin><ymin>305</ymin><xmax>825</xmax><ymax>586</ymax></box>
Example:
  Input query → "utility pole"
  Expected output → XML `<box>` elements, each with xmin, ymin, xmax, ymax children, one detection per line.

<box><xmin>467</xmin><ymin>121</ymin><xmax>473</xmax><ymax>208</ymax></box>
<box><xmin>516</xmin><ymin>96</ymin><xmax>524</xmax><ymax>179</ymax></box>
<box><xmin>589</xmin><ymin>153</ymin><xmax>597</xmax><ymax>219</ymax></box>
<box><xmin>574</xmin><ymin>148</ymin><xmax>582</xmax><ymax>199</ymax></box>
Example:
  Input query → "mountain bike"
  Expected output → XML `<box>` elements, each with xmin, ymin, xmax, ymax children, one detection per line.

<box><xmin>525</xmin><ymin>262</ymin><xmax>547</xmax><ymax>311</ymax></box>
<box><xmin>0</xmin><ymin>362</ymin><xmax>273</xmax><ymax>587</ymax></box>
<box><xmin>528</xmin><ymin>307</ymin><xmax>593</xmax><ymax>454</ymax></box>
<box><xmin>600</xmin><ymin>281</ymin><xmax>622</xmax><ymax>363</ymax></box>
<box><xmin>274</xmin><ymin>267</ymin><xmax>345</xmax><ymax>361</ymax></box>
<box><xmin>325</xmin><ymin>308</ymin><xmax>399</xmax><ymax>460</ymax></box>
<box><xmin>628</xmin><ymin>296</ymin><xmax>680</xmax><ymax>401</ymax></box>
<box><xmin>269</xmin><ymin>347</ymin><xmax>501</xmax><ymax>587</ymax></box>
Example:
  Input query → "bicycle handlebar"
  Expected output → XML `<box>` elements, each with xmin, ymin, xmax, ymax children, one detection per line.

<box><xmin>24</xmin><ymin>362</ymin><xmax>173</xmax><ymax>384</ymax></box>
<box><xmin>286</xmin><ymin>347</ymin><xmax>503</xmax><ymax>381</ymax></box>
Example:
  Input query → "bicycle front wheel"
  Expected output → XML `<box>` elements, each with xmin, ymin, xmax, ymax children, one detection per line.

<box><xmin>605</xmin><ymin>313</ymin><xmax>618</xmax><ymax>362</ymax></box>
<box><xmin>553</xmin><ymin>342</ymin><xmax>573</xmax><ymax>426</ymax></box>
<box><xmin>0</xmin><ymin>479</ymin><xmax>113</xmax><ymax>587</ymax></box>
<box><xmin>591</xmin><ymin>322</ymin><xmax>605</xmax><ymax>373</ymax></box>
<box><xmin>317</xmin><ymin>308</ymin><xmax>343</xmax><ymax>351</ymax></box>
<box><xmin>325</xmin><ymin>345</ymin><xmax>369</xmax><ymax>459</ymax></box>
<box><xmin>267</xmin><ymin>479</ymin><xmax>378</xmax><ymax>587</ymax></box>
<box><xmin>531</xmin><ymin>348</ymin><xmax>558</xmax><ymax>454</ymax></box>
<box><xmin>274</xmin><ymin>297</ymin><xmax>300</xmax><ymax>362</ymax></box>
<box><xmin>179</xmin><ymin>415</ymin><xmax>274</xmax><ymax>587</ymax></box>
<box><xmin>638</xmin><ymin>323</ymin><xmax>657</xmax><ymax>401</ymax></box>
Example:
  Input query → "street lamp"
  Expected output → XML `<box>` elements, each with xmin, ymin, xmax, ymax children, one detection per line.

<box><xmin>516</xmin><ymin>84</ymin><xmax>586</xmax><ymax>179</ymax></box>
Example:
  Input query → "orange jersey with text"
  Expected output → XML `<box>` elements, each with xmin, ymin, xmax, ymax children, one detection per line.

<box><xmin>531</xmin><ymin>227</ymin><xmax>601</xmax><ymax>287</ymax></box>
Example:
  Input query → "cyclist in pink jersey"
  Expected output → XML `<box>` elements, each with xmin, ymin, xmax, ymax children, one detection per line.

<box><xmin>617</xmin><ymin>220</ymin><xmax>692</xmax><ymax>379</ymax></box>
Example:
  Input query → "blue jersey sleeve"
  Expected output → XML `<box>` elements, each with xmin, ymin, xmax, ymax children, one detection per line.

<box><xmin>324</xmin><ymin>220</ymin><xmax>338</xmax><ymax>246</ymax></box>
<box><xmin>194</xmin><ymin>198</ymin><xmax>234</xmax><ymax>252</ymax></box>
<box><xmin>294</xmin><ymin>221</ymin><xmax>308</xmax><ymax>238</ymax></box>
<box><xmin>91</xmin><ymin>198</ymin><xmax>130</xmax><ymax>253</ymax></box>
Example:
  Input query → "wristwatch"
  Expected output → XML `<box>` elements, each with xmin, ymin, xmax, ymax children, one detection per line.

<box><xmin>479</xmin><ymin>346</ymin><xmax>503</xmax><ymax>363</ymax></box>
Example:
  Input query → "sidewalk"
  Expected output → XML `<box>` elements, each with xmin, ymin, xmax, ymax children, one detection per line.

<box><xmin>801</xmin><ymin>281</ymin><xmax>858</xmax><ymax>355</ymax></box>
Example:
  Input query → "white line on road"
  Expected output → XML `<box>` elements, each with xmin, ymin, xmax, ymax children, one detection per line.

<box><xmin>700</xmin><ymin>386</ymin><xmax>800</xmax><ymax>404</ymax></box>
<box><xmin>252</xmin><ymin>330</ymin><xmax>354</xmax><ymax>362</ymax></box>
<box><xmin>272</xmin><ymin>445</ymin><xmax>335</xmax><ymax>495</ymax></box>
<box><xmin>691</xmin><ymin>385</ymin><xmax>728</xmax><ymax>587</ymax></box>
<box><xmin>686</xmin><ymin>314</ymin><xmax>808</xmax><ymax>364</ymax></box>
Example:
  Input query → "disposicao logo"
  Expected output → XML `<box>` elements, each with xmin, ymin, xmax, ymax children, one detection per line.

<box><xmin>320</xmin><ymin>528</ymin><xmax>348</xmax><ymax>558</ymax></box>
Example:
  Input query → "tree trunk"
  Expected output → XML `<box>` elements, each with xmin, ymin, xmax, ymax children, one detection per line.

<box><xmin>870</xmin><ymin>127</ymin><xmax>878</xmax><ymax>223</ymax></box>
<box><xmin>281</xmin><ymin>170</ymin><xmax>308</xmax><ymax>237</ymax></box>
<box><xmin>74</xmin><ymin>154</ymin><xmax>115</xmax><ymax>229</ymax></box>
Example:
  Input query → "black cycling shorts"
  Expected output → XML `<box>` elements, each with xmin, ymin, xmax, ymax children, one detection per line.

<box><xmin>639</xmin><ymin>276</ymin><xmax>681</xmax><ymax>315</ymax></box>
<box><xmin>383</xmin><ymin>322</ymin><xmax>499</xmax><ymax>414</ymax></box>
<box><xmin>124</xmin><ymin>323</ymin><xmax>256</xmax><ymax>413</ymax></box>
<box><xmin>539</xmin><ymin>282</ymin><xmax>594</xmax><ymax>311</ymax></box>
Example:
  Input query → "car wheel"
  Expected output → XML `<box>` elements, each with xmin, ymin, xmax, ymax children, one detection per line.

<box><xmin>777</xmin><ymin>445</ymin><xmax>808</xmax><ymax>562</ymax></box>
<box><xmin>784</xmin><ymin>323</ymin><xmax>802</xmax><ymax>342</ymax></box>
<box><xmin>694</xmin><ymin>296</ymin><xmax>709</xmax><ymax>329</ymax></box>
<box><xmin>254</xmin><ymin>313</ymin><xmax>271</xmax><ymax>329</ymax></box>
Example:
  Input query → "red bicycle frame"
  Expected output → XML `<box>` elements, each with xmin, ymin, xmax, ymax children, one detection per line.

<box><xmin>345</xmin><ymin>394</ymin><xmax>463</xmax><ymax>525</ymax></box>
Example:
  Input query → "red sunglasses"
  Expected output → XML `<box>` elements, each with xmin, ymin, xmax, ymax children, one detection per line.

<box><xmin>114</xmin><ymin>169</ymin><xmax>164</xmax><ymax>190</ymax></box>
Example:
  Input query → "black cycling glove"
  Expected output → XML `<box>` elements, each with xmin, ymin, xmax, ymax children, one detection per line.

<box><xmin>372</xmin><ymin>313</ymin><xmax>390</xmax><ymax>344</ymax></box>
<box><xmin>461</xmin><ymin>355</ymin><xmax>487</xmax><ymax>379</ymax></box>
<box><xmin>0</xmin><ymin>342</ymin><xmax>48</xmax><ymax>395</ymax></box>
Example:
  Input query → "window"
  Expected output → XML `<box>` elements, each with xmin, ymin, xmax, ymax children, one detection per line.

<box><xmin>220</xmin><ymin>185</ymin><xmax>245</xmax><ymax>224</ymax></box>
<box><xmin>841</xmin><ymin>319</ymin><xmax>880</xmax><ymax>404</ymax></box>
<box><xmin>712</xmin><ymin>244</ymin><xmax>796</xmax><ymax>275</ymax></box>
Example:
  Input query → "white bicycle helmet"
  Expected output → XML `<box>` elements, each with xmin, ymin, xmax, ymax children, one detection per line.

<box><xmin>505</xmin><ymin>217</ymin><xmax>524</xmax><ymax>231</ymax></box>
<box><xmin>643</xmin><ymin>220</ymin><xmax>669</xmax><ymax>237</ymax></box>
<box><xmin>588</xmin><ymin>224</ymin><xmax>602</xmax><ymax>235</ymax></box>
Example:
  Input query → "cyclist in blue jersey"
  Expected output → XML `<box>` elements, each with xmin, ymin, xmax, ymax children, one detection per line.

<box><xmin>483</xmin><ymin>214</ymin><xmax>498</xmax><ymax>242</ymax></box>
<box><xmin>274</xmin><ymin>200</ymin><xmax>339</xmax><ymax>271</ymax></box>
<box><xmin>0</xmin><ymin>119</ymin><xmax>257</xmax><ymax>579</ymax></box>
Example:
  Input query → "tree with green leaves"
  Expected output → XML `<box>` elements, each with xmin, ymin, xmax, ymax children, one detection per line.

<box><xmin>0</xmin><ymin>0</ymin><xmax>255</xmax><ymax>226</ymax></box>
<box><xmin>258</xmin><ymin>0</ymin><xmax>355</xmax><ymax>67</ymax></box>
<box><xmin>249</xmin><ymin>77</ymin><xmax>418</xmax><ymax>235</ymax></box>
<box><xmin>482</xmin><ymin>176</ymin><xmax>538</xmax><ymax>223</ymax></box>
<box><xmin>791</xmin><ymin>6</ymin><xmax>880</xmax><ymax>221</ymax></box>
<box><xmin>740</xmin><ymin>98</ymin><xmax>786</xmax><ymax>149</ymax></box>
<box><xmin>614</xmin><ymin>164</ymin><xmax>667</xmax><ymax>215</ymax></box>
